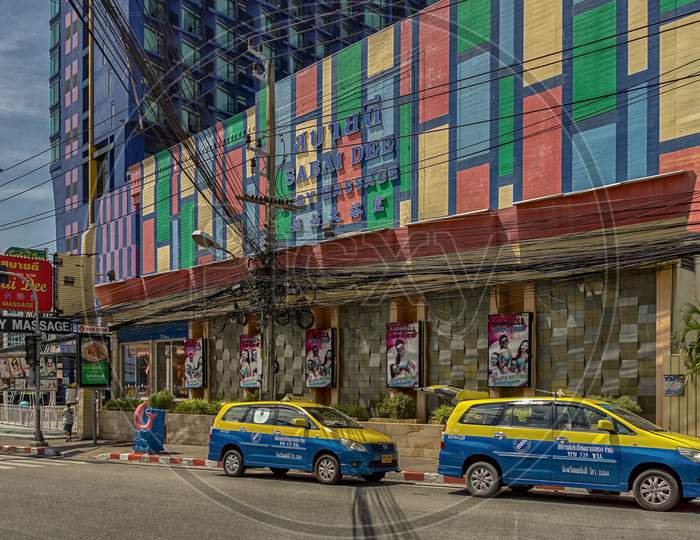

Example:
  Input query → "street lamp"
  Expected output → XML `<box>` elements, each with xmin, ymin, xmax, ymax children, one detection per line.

<box><xmin>191</xmin><ymin>230</ymin><xmax>226</xmax><ymax>252</ymax></box>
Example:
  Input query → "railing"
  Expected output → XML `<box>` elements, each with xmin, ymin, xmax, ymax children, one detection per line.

<box><xmin>0</xmin><ymin>404</ymin><xmax>79</xmax><ymax>434</ymax></box>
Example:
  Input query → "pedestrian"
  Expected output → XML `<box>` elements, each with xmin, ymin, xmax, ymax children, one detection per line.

<box><xmin>62</xmin><ymin>403</ymin><xmax>74</xmax><ymax>442</ymax></box>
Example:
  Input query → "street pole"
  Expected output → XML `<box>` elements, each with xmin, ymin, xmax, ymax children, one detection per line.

<box><xmin>0</xmin><ymin>270</ymin><xmax>45</xmax><ymax>446</ymax></box>
<box><xmin>265</xmin><ymin>58</ymin><xmax>277</xmax><ymax>401</ymax></box>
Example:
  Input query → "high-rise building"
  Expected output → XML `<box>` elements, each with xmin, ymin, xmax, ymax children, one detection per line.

<box><xmin>48</xmin><ymin>0</ymin><xmax>428</xmax><ymax>268</ymax></box>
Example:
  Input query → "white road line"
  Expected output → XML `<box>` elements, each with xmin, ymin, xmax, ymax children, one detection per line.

<box><xmin>0</xmin><ymin>464</ymin><xmax>15</xmax><ymax>469</ymax></box>
<box><xmin>0</xmin><ymin>461</ymin><xmax>43</xmax><ymax>468</ymax></box>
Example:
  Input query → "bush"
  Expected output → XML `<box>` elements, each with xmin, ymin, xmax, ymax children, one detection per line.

<box><xmin>173</xmin><ymin>399</ymin><xmax>210</xmax><ymax>414</ymax></box>
<box><xmin>244</xmin><ymin>390</ymin><xmax>261</xmax><ymax>402</ymax></box>
<box><xmin>336</xmin><ymin>402</ymin><xmax>369</xmax><ymax>421</ymax></box>
<box><xmin>148</xmin><ymin>390</ymin><xmax>175</xmax><ymax>411</ymax></box>
<box><xmin>586</xmin><ymin>394</ymin><xmax>643</xmax><ymax>415</ymax></box>
<box><xmin>374</xmin><ymin>395</ymin><xmax>416</xmax><ymax>419</ymax></box>
<box><xmin>104</xmin><ymin>398</ymin><xmax>141</xmax><ymax>411</ymax></box>
<box><xmin>430</xmin><ymin>404</ymin><xmax>455</xmax><ymax>425</ymax></box>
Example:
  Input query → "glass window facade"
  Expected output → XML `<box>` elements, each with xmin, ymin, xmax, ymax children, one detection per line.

<box><xmin>122</xmin><ymin>343</ymin><xmax>151</xmax><ymax>398</ymax></box>
<box><xmin>216</xmin><ymin>87</ymin><xmax>235</xmax><ymax>113</ymax></box>
<box><xmin>49</xmin><ymin>80</ymin><xmax>59</xmax><ymax>107</ymax></box>
<box><xmin>181</xmin><ymin>40</ymin><xmax>201</xmax><ymax>67</ymax></box>
<box><xmin>49</xmin><ymin>50</ymin><xmax>59</xmax><ymax>77</ymax></box>
<box><xmin>144</xmin><ymin>25</ymin><xmax>163</xmax><ymax>54</ymax></box>
<box><xmin>181</xmin><ymin>7</ymin><xmax>201</xmax><ymax>37</ymax></box>
<box><xmin>50</xmin><ymin>20</ymin><xmax>60</xmax><ymax>48</ymax></box>
<box><xmin>49</xmin><ymin>0</ymin><xmax>60</xmax><ymax>19</ymax></box>
<box><xmin>216</xmin><ymin>54</ymin><xmax>235</xmax><ymax>82</ymax></box>
<box><xmin>216</xmin><ymin>0</ymin><xmax>235</xmax><ymax>18</ymax></box>
<box><xmin>216</xmin><ymin>22</ymin><xmax>233</xmax><ymax>48</ymax></box>
<box><xmin>181</xmin><ymin>75</ymin><xmax>199</xmax><ymax>101</ymax></box>
<box><xmin>50</xmin><ymin>109</ymin><xmax>59</xmax><ymax>135</ymax></box>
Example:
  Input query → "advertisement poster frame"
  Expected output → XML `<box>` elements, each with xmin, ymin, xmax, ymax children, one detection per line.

<box><xmin>239</xmin><ymin>334</ymin><xmax>261</xmax><ymax>389</ymax></box>
<box><xmin>386</xmin><ymin>322</ymin><xmax>423</xmax><ymax>389</ymax></box>
<box><xmin>184</xmin><ymin>338</ymin><xmax>207</xmax><ymax>389</ymax></box>
<box><xmin>77</xmin><ymin>333</ymin><xmax>112</xmax><ymax>388</ymax></box>
<box><xmin>487</xmin><ymin>312</ymin><xmax>532</xmax><ymax>388</ymax></box>
<box><xmin>304</xmin><ymin>328</ymin><xmax>336</xmax><ymax>388</ymax></box>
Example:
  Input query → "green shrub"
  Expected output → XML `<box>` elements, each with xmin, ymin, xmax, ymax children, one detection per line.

<box><xmin>208</xmin><ymin>400</ymin><xmax>224</xmax><ymax>415</ymax></box>
<box><xmin>173</xmin><ymin>399</ymin><xmax>210</xmax><ymax>414</ymax></box>
<box><xmin>104</xmin><ymin>398</ymin><xmax>141</xmax><ymax>411</ymax></box>
<box><xmin>244</xmin><ymin>390</ymin><xmax>261</xmax><ymax>402</ymax></box>
<box><xmin>586</xmin><ymin>394</ymin><xmax>642</xmax><ymax>415</ymax></box>
<box><xmin>374</xmin><ymin>395</ymin><xmax>416</xmax><ymax>419</ymax></box>
<box><xmin>336</xmin><ymin>402</ymin><xmax>369</xmax><ymax>421</ymax></box>
<box><xmin>148</xmin><ymin>390</ymin><xmax>175</xmax><ymax>411</ymax></box>
<box><xmin>430</xmin><ymin>404</ymin><xmax>455</xmax><ymax>424</ymax></box>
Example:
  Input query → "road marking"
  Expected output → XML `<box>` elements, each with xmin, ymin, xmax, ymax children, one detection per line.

<box><xmin>0</xmin><ymin>464</ymin><xmax>15</xmax><ymax>469</ymax></box>
<box><xmin>0</xmin><ymin>461</ymin><xmax>43</xmax><ymax>468</ymax></box>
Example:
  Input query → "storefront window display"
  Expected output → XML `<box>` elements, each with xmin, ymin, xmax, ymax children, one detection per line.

<box><xmin>122</xmin><ymin>340</ymin><xmax>187</xmax><ymax>398</ymax></box>
<box><xmin>122</xmin><ymin>343</ymin><xmax>151</xmax><ymax>398</ymax></box>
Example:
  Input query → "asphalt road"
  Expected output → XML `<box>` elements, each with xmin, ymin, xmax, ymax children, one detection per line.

<box><xmin>1</xmin><ymin>455</ymin><xmax>699</xmax><ymax>539</ymax></box>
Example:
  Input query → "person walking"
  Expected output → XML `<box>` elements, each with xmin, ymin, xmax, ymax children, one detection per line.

<box><xmin>62</xmin><ymin>403</ymin><xmax>74</xmax><ymax>442</ymax></box>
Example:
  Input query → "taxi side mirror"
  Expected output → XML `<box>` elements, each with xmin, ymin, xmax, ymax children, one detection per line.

<box><xmin>597</xmin><ymin>419</ymin><xmax>616</xmax><ymax>433</ymax></box>
<box><xmin>292</xmin><ymin>417</ymin><xmax>308</xmax><ymax>428</ymax></box>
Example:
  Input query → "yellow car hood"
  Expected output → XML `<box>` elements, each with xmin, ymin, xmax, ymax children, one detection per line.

<box><xmin>331</xmin><ymin>427</ymin><xmax>393</xmax><ymax>445</ymax></box>
<box><xmin>653</xmin><ymin>431</ymin><xmax>700</xmax><ymax>449</ymax></box>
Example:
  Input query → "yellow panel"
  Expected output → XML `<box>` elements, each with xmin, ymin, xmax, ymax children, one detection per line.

<box><xmin>142</xmin><ymin>155</ymin><xmax>155</xmax><ymax>213</ymax></box>
<box><xmin>246</xmin><ymin>107</ymin><xmax>256</xmax><ymax>166</ymax></box>
<box><xmin>498</xmin><ymin>185</ymin><xmax>514</xmax><ymax>209</ymax></box>
<box><xmin>523</xmin><ymin>0</ymin><xmax>562</xmax><ymax>86</ymax></box>
<box><xmin>399</xmin><ymin>199</ymin><xmax>412</xmax><ymax>226</ymax></box>
<box><xmin>294</xmin><ymin>119</ymin><xmax>318</xmax><ymax>196</ymax></box>
<box><xmin>197</xmin><ymin>188</ymin><xmax>212</xmax><ymax>236</ymax></box>
<box><xmin>322</xmin><ymin>57</ymin><xmax>332</xmax><ymax>151</ymax></box>
<box><xmin>660</xmin><ymin>12</ymin><xmax>700</xmax><ymax>141</ymax></box>
<box><xmin>157</xmin><ymin>246</ymin><xmax>170</xmax><ymax>273</ymax></box>
<box><xmin>627</xmin><ymin>0</ymin><xmax>648</xmax><ymax>74</ymax></box>
<box><xmin>418</xmin><ymin>127</ymin><xmax>449</xmax><ymax>219</ymax></box>
<box><xmin>367</xmin><ymin>27</ymin><xmax>394</xmax><ymax>78</ymax></box>
<box><xmin>227</xmin><ymin>227</ymin><xmax>243</xmax><ymax>258</ymax></box>
<box><xmin>180</xmin><ymin>138</ymin><xmax>196</xmax><ymax>198</ymax></box>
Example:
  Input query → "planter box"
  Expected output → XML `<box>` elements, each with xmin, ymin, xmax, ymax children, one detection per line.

<box><xmin>368</xmin><ymin>418</ymin><xmax>417</xmax><ymax>424</ymax></box>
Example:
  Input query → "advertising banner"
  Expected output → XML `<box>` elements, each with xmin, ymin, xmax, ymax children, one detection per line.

<box><xmin>386</xmin><ymin>322</ymin><xmax>422</xmax><ymax>388</ymax></box>
<box><xmin>78</xmin><ymin>334</ymin><xmax>112</xmax><ymax>387</ymax></box>
<box><xmin>0</xmin><ymin>255</ymin><xmax>53</xmax><ymax>312</ymax></box>
<box><xmin>239</xmin><ymin>334</ymin><xmax>261</xmax><ymax>388</ymax></box>
<box><xmin>305</xmin><ymin>329</ymin><xmax>336</xmax><ymax>388</ymax></box>
<box><xmin>488</xmin><ymin>313</ymin><xmax>532</xmax><ymax>387</ymax></box>
<box><xmin>0</xmin><ymin>357</ymin><xmax>57</xmax><ymax>391</ymax></box>
<box><xmin>184</xmin><ymin>338</ymin><xmax>206</xmax><ymax>389</ymax></box>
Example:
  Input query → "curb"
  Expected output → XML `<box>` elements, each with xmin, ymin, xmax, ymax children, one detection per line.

<box><xmin>96</xmin><ymin>452</ymin><xmax>216</xmax><ymax>468</ymax></box>
<box><xmin>1</xmin><ymin>445</ymin><xmax>60</xmax><ymax>457</ymax></box>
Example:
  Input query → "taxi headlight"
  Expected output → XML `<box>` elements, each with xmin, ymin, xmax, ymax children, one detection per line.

<box><xmin>340</xmin><ymin>438</ymin><xmax>369</xmax><ymax>453</ymax></box>
<box><xmin>677</xmin><ymin>447</ymin><xmax>700</xmax><ymax>463</ymax></box>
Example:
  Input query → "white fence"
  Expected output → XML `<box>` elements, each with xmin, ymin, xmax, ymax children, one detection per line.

<box><xmin>0</xmin><ymin>404</ymin><xmax>78</xmax><ymax>433</ymax></box>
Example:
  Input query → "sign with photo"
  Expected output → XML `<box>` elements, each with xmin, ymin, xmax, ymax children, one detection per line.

<box><xmin>488</xmin><ymin>313</ymin><xmax>532</xmax><ymax>388</ymax></box>
<box><xmin>305</xmin><ymin>329</ymin><xmax>336</xmax><ymax>388</ymax></box>
<box><xmin>386</xmin><ymin>322</ymin><xmax>422</xmax><ymax>388</ymax></box>
<box><xmin>239</xmin><ymin>334</ymin><xmax>261</xmax><ymax>388</ymax></box>
<box><xmin>78</xmin><ymin>334</ymin><xmax>112</xmax><ymax>387</ymax></box>
<box><xmin>184</xmin><ymin>338</ymin><xmax>206</xmax><ymax>389</ymax></box>
<box><xmin>664</xmin><ymin>375</ymin><xmax>685</xmax><ymax>396</ymax></box>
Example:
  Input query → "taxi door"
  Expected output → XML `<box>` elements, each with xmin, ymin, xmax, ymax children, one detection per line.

<box><xmin>267</xmin><ymin>406</ymin><xmax>310</xmax><ymax>468</ymax></box>
<box><xmin>238</xmin><ymin>405</ymin><xmax>277</xmax><ymax>465</ymax></box>
<box><xmin>490</xmin><ymin>402</ymin><xmax>552</xmax><ymax>483</ymax></box>
<box><xmin>550</xmin><ymin>403</ymin><xmax>619</xmax><ymax>486</ymax></box>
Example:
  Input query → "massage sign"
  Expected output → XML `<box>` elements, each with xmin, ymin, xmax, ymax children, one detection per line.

<box><xmin>0</xmin><ymin>255</ymin><xmax>53</xmax><ymax>312</ymax></box>
<box><xmin>285</xmin><ymin>97</ymin><xmax>400</xmax><ymax>231</ymax></box>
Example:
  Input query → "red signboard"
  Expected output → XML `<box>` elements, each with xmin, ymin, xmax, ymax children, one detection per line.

<box><xmin>0</xmin><ymin>255</ymin><xmax>53</xmax><ymax>313</ymax></box>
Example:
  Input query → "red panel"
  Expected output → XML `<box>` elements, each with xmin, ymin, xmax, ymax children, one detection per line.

<box><xmin>419</xmin><ymin>2</ymin><xmax>450</xmax><ymax>123</ymax></box>
<box><xmin>522</xmin><ymin>87</ymin><xmax>562</xmax><ymax>201</ymax></box>
<box><xmin>198</xmin><ymin>253</ymin><xmax>214</xmax><ymax>266</ymax></box>
<box><xmin>171</xmin><ymin>145</ymin><xmax>179</xmax><ymax>214</ymax></box>
<box><xmin>456</xmin><ymin>164</ymin><xmax>490</xmax><ymax>213</ymax></box>
<box><xmin>660</xmin><ymin>146</ymin><xmax>700</xmax><ymax>232</ymax></box>
<box><xmin>400</xmin><ymin>19</ymin><xmax>412</xmax><ymax>96</ymax></box>
<box><xmin>336</xmin><ymin>131</ymin><xmax>363</xmax><ymax>221</ymax></box>
<box><xmin>224</xmin><ymin>148</ymin><xmax>244</xmax><ymax>215</ymax></box>
<box><xmin>295</xmin><ymin>65</ymin><xmax>317</xmax><ymax>117</ymax></box>
<box><xmin>142</xmin><ymin>219</ymin><xmax>155</xmax><ymax>275</ymax></box>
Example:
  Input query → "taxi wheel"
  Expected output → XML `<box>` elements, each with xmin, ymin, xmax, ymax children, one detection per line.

<box><xmin>632</xmin><ymin>469</ymin><xmax>681</xmax><ymax>511</ymax></box>
<box><xmin>315</xmin><ymin>455</ymin><xmax>342</xmax><ymax>485</ymax></box>
<box><xmin>222</xmin><ymin>449</ymin><xmax>245</xmax><ymax>477</ymax></box>
<box><xmin>270</xmin><ymin>467</ymin><xmax>289</xmax><ymax>477</ymax></box>
<box><xmin>465</xmin><ymin>462</ymin><xmax>501</xmax><ymax>498</ymax></box>
<box><xmin>362</xmin><ymin>472</ymin><xmax>386</xmax><ymax>483</ymax></box>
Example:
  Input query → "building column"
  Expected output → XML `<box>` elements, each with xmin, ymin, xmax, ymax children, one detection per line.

<box><xmin>656</xmin><ymin>264</ymin><xmax>673</xmax><ymax>425</ymax></box>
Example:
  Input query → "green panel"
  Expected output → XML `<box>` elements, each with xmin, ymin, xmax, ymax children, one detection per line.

<box><xmin>258</xmin><ymin>87</ymin><xmax>267</xmax><ymax>144</ymax></box>
<box><xmin>498</xmin><ymin>76</ymin><xmax>514</xmax><ymax>177</ymax></box>
<box><xmin>336</xmin><ymin>42</ymin><xmax>362</xmax><ymax>123</ymax></box>
<box><xmin>399</xmin><ymin>103</ymin><xmax>412</xmax><ymax>193</ymax></box>
<box><xmin>224</xmin><ymin>113</ymin><xmax>245</xmax><ymax>147</ymax></box>
<box><xmin>457</xmin><ymin>0</ymin><xmax>491</xmax><ymax>54</ymax></box>
<box><xmin>155</xmin><ymin>151</ymin><xmax>172</xmax><ymax>243</ymax></box>
<box><xmin>180</xmin><ymin>200</ymin><xmax>196</xmax><ymax>268</ymax></box>
<box><xmin>660</xmin><ymin>0</ymin><xmax>695</xmax><ymax>13</ymax></box>
<box><xmin>572</xmin><ymin>1</ymin><xmax>617</xmax><ymax>122</ymax></box>
<box><xmin>275</xmin><ymin>167</ymin><xmax>292</xmax><ymax>241</ymax></box>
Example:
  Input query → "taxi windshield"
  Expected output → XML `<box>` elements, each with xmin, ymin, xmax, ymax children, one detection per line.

<box><xmin>304</xmin><ymin>407</ymin><xmax>364</xmax><ymax>429</ymax></box>
<box><xmin>599</xmin><ymin>404</ymin><xmax>665</xmax><ymax>432</ymax></box>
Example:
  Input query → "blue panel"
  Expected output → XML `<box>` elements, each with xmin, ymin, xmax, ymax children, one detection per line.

<box><xmin>366</xmin><ymin>75</ymin><xmax>395</xmax><ymax>170</ymax></box>
<box><xmin>117</xmin><ymin>322</ymin><xmax>189</xmax><ymax>342</ymax></box>
<box><xmin>457</xmin><ymin>52</ymin><xmax>491</xmax><ymax>161</ymax></box>
<box><xmin>627</xmin><ymin>85</ymin><xmax>648</xmax><ymax>180</ymax></box>
<box><xmin>499</xmin><ymin>0</ymin><xmax>515</xmax><ymax>66</ymax></box>
<box><xmin>276</xmin><ymin>78</ymin><xmax>293</xmax><ymax>126</ymax></box>
<box><xmin>571</xmin><ymin>123</ymin><xmax>617</xmax><ymax>191</ymax></box>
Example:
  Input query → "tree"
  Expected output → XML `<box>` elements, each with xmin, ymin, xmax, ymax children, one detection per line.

<box><xmin>675</xmin><ymin>303</ymin><xmax>700</xmax><ymax>380</ymax></box>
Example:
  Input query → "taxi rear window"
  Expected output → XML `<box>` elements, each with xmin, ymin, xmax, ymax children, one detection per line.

<box><xmin>459</xmin><ymin>403</ymin><xmax>505</xmax><ymax>426</ymax></box>
<box><xmin>222</xmin><ymin>405</ymin><xmax>249</xmax><ymax>423</ymax></box>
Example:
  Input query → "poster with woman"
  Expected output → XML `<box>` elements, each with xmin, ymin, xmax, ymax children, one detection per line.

<box><xmin>487</xmin><ymin>313</ymin><xmax>532</xmax><ymax>387</ymax></box>
<box><xmin>305</xmin><ymin>329</ymin><xmax>336</xmax><ymax>388</ymax></box>
<box><xmin>184</xmin><ymin>339</ymin><xmax>206</xmax><ymax>389</ymax></box>
<box><xmin>386</xmin><ymin>322</ymin><xmax>422</xmax><ymax>388</ymax></box>
<box><xmin>239</xmin><ymin>334</ymin><xmax>261</xmax><ymax>388</ymax></box>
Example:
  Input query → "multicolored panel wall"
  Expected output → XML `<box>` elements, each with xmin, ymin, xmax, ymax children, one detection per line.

<box><xmin>127</xmin><ymin>0</ymin><xmax>700</xmax><ymax>275</ymax></box>
<box><xmin>94</xmin><ymin>184</ymin><xmax>138</xmax><ymax>284</ymax></box>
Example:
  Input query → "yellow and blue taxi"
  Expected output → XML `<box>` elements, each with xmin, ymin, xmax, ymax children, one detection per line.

<box><xmin>208</xmin><ymin>398</ymin><xmax>399</xmax><ymax>484</ymax></box>
<box><xmin>438</xmin><ymin>395</ymin><xmax>700</xmax><ymax>511</ymax></box>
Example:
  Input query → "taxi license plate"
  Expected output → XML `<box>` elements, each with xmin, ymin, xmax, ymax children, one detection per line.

<box><xmin>381</xmin><ymin>454</ymin><xmax>393</xmax><ymax>464</ymax></box>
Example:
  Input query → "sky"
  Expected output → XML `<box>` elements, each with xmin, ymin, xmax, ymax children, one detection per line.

<box><xmin>0</xmin><ymin>1</ymin><xmax>54</xmax><ymax>253</ymax></box>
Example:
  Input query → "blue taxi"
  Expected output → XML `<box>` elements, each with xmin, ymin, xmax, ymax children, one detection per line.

<box><xmin>438</xmin><ymin>395</ymin><xmax>700</xmax><ymax>511</ymax></box>
<box><xmin>208</xmin><ymin>399</ymin><xmax>399</xmax><ymax>484</ymax></box>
